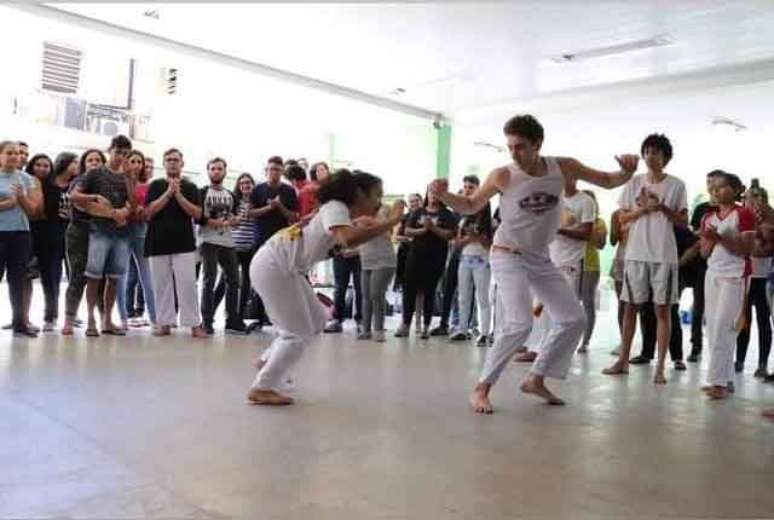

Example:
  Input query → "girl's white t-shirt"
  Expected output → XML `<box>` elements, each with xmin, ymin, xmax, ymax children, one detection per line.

<box><xmin>702</xmin><ymin>205</ymin><xmax>756</xmax><ymax>278</ymax></box>
<box><xmin>359</xmin><ymin>205</ymin><xmax>397</xmax><ymax>270</ymax></box>
<box><xmin>267</xmin><ymin>200</ymin><xmax>352</xmax><ymax>273</ymax></box>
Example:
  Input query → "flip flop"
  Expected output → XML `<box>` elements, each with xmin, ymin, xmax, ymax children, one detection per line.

<box><xmin>85</xmin><ymin>328</ymin><xmax>100</xmax><ymax>337</ymax></box>
<box><xmin>102</xmin><ymin>328</ymin><xmax>126</xmax><ymax>336</ymax></box>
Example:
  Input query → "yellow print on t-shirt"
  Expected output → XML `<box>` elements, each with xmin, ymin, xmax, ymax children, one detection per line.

<box><xmin>273</xmin><ymin>224</ymin><xmax>303</xmax><ymax>244</ymax></box>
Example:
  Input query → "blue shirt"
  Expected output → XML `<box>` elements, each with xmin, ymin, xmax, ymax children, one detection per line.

<box><xmin>0</xmin><ymin>170</ymin><xmax>35</xmax><ymax>232</ymax></box>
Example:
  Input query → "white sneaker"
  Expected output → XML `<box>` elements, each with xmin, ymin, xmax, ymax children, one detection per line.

<box><xmin>42</xmin><ymin>321</ymin><xmax>56</xmax><ymax>332</ymax></box>
<box><xmin>373</xmin><ymin>331</ymin><xmax>386</xmax><ymax>342</ymax></box>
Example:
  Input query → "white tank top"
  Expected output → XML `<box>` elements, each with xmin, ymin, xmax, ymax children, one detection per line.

<box><xmin>492</xmin><ymin>157</ymin><xmax>564</xmax><ymax>258</ymax></box>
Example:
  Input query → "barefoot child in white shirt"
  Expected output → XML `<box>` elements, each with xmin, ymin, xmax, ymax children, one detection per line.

<box><xmin>698</xmin><ymin>171</ymin><xmax>756</xmax><ymax>400</ymax></box>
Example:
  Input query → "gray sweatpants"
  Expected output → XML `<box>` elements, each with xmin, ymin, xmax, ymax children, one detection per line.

<box><xmin>361</xmin><ymin>267</ymin><xmax>396</xmax><ymax>333</ymax></box>
<box><xmin>580</xmin><ymin>270</ymin><xmax>600</xmax><ymax>348</ymax></box>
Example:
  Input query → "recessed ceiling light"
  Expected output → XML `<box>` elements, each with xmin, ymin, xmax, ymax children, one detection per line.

<box><xmin>551</xmin><ymin>34</ymin><xmax>674</xmax><ymax>63</ymax></box>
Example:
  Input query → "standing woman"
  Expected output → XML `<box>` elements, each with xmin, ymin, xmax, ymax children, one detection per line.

<box><xmin>394</xmin><ymin>193</ymin><xmax>423</xmax><ymax>329</ymax></box>
<box><xmin>62</xmin><ymin>149</ymin><xmax>109</xmax><ymax>335</ymax></box>
<box><xmin>699</xmin><ymin>172</ymin><xmax>756</xmax><ymax>400</ymax></box>
<box><xmin>116</xmin><ymin>150</ymin><xmax>156</xmax><ymax>330</ymax></box>
<box><xmin>358</xmin><ymin>196</ymin><xmax>398</xmax><ymax>342</ymax></box>
<box><xmin>213</xmin><ymin>173</ymin><xmax>257</xmax><ymax>323</ymax></box>
<box><xmin>38</xmin><ymin>153</ymin><xmax>78</xmax><ymax>331</ymax></box>
<box><xmin>395</xmin><ymin>189</ymin><xmax>457</xmax><ymax>339</ymax></box>
<box><xmin>247</xmin><ymin>170</ymin><xmax>404</xmax><ymax>405</ymax></box>
<box><xmin>26</xmin><ymin>154</ymin><xmax>54</xmax><ymax>330</ymax></box>
<box><xmin>608</xmin><ymin>208</ymin><xmax>627</xmax><ymax>354</ymax></box>
<box><xmin>0</xmin><ymin>141</ymin><xmax>43</xmax><ymax>337</ymax></box>
<box><xmin>578</xmin><ymin>189</ymin><xmax>607</xmax><ymax>353</ymax></box>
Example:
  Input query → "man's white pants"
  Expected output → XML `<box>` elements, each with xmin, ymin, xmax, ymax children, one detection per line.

<box><xmin>705</xmin><ymin>270</ymin><xmax>747</xmax><ymax>387</ymax></box>
<box><xmin>526</xmin><ymin>263</ymin><xmax>583</xmax><ymax>351</ymax></box>
<box><xmin>480</xmin><ymin>250</ymin><xmax>585</xmax><ymax>384</ymax></box>
<box><xmin>249</xmin><ymin>248</ymin><xmax>327</xmax><ymax>392</ymax></box>
<box><xmin>149</xmin><ymin>252</ymin><xmax>200</xmax><ymax>328</ymax></box>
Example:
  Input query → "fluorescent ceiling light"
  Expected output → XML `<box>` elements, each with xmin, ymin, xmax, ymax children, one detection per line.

<box><xmin>551</xmin><ymin>34</ymin><xmax>674</xmax><ymax>63</ymax></box>
<box><xmin>711</xmin><ymin>116</ymin><xmax>747</xmax><ymax>132</ymax></box>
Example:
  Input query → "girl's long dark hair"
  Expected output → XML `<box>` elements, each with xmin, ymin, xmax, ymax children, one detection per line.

<box><xmin>79</xmin><ymin>149</ymin><xmax>106</xmax><ymax>175</ymax></box>
<box><xmin>25</xmin><ymin>153</ymin><xmax>54</xmax><ymax>181</ymax></box>
<box><xmin>233</xmin><ymin>173</ymin><xmax>256</xmax><ymax>204</ymax></box>
<box><xmin>317</xmin><ymin>168</ymin><xmax>382</xmax><ymax>206</ymax></box>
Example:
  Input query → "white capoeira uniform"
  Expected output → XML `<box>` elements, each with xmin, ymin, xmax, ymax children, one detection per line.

<box><xmin>702</xmin><ymin>205</ymin><xmax>756</xmax><ymax>387</ymax></box>
<box><xmin>480</xmin><ymin>158</ymin><xmax>586</xmax><ymax>384</ymax></box>
<box><xmin>249</xmin><ymin>201</ymin><xmax>352</xmax><ymax>392</ymax></box>
<box><xmin>526</xmin><ymin>190</ymin><xmax>595</xmax><ymax>351</ymax></box>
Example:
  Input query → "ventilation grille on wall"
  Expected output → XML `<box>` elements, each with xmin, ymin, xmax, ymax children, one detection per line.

<box><xmin>41</xmin><ymin>42</ymin><xmax>82</xmax><ymax>94</ymax></box>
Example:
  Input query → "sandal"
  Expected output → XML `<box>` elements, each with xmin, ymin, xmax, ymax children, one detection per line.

<box><xmin>102</xmin><ymin>328</ymin><xmax>126</xmax><ymax>336</ymax></box>
<box><xmin>85</xmin><ymin>328</ymin><xmax>100</xmax><ymax>337</ymax></box>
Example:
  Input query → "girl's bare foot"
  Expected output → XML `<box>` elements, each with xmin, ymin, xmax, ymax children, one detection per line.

<box><xmin>653</xmin><ymin>372</ymin><xmax>667</xmax><ymax>385</ymax></box>
<box><xmin>247</xmin><ymin>388</ymin><xmax>294</xmax><ymax>405</ymax></box>
<box><xmin>706</xmin><ymin>386</ymin><xmax>728</xmax><ymax>400</ymax></box>
<box><xmin>520</xmin><ymin>376</ymin><xmax>565</xmax><ymax>405</ymax></box>
<box><xmin>61</xmin><ymin>322</ymin><xmax>74</xmax><ymax>336</ymax></box>
<box><xmin>603</xmin><ymin>360</ymin><xmax>629</xmax><ymax>375</ymax></box>
<box><xmin>470</xmin><ymin>383</ymin><xmax>493</xmax><ymax>414</ymax></box>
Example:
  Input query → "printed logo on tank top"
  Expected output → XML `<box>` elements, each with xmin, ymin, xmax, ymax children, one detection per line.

<box><xmin>518</xmin><ymin>192</ymin><xmax>559</xmax><ymax>215</ymax></box>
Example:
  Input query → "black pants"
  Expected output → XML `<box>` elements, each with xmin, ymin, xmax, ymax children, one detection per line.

<box><xmin>688</xmin><ymin>268</ymin><xmax>706</xmax><ymax>355</ymax></box>
<box><xmin>438</xmin><ymin>249</ymin><xmax>461</xmax><ymax>327</ymax></box>
<box><xmin>402</xmin><ymin>255</ymin><xmax>445</xmax><ymax>327</ymax></box>
<box><xmin>638</xmin><ymin>299</ymin><xmax>683</xmax><ymax>361</ymax></box>
<box><xmin>736</xmin><ymin>277</ymin><xmax>771</xmax><ymax>370</ymax></box>
<box><xmin>332</xmin><ymin>255</ymin><xmax>362</xmax><ymax>322</ymax></box>
<box><xmin>200</xmin><ymin>243</ymin><xmax>240</xmax><ymax>326</ymax></box>
<box><xmin>33</xmin><ymin>221</ymin><xmax>67</xmax><ymax>323</ymax></box>
<box><xmin>126</xmin><ymin>259</ymin><xmax>145</xmax><ymax>316</ymax></box>
<box><xmin>213</xmin><ymin>248</ymin><xmax>254</xmax><ymax>321</ymax></box>
<box><xmin>0</xmin><ymin>231</ymin><xmax>32</xmax><ymax>329</ymax></box>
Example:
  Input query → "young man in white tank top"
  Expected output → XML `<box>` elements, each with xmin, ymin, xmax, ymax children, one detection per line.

<box><xmin>430</xmin><ymin>114</ymin><xmax>639</xmax><ymax>413</ymax></box>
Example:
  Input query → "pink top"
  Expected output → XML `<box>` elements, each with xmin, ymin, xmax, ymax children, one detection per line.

<box><xmin>135</xmin><ymin>183</ymin><xmax>150</xmax><ymax>207</ymax></box>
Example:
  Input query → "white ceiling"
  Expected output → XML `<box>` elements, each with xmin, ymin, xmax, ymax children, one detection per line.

<box><xmin>52</xmin><ymin>1</ymin><xmax>774</xmax><ymax>118</ymax></box>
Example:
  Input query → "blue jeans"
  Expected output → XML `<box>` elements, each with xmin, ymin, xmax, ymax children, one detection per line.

<box><xmin>117</xmin><ymin>222</ymin><xmax>156</xmax><ymax>323</ymax></box>
<box><xmin>86</xmin><ymin>228</ymin><xmax>130</xmax><ymax>279</ymax></box>
<box><xmin>456</xmin><ymin>254</ymin><xmax>490</xmax><ymax>335</ymax></box>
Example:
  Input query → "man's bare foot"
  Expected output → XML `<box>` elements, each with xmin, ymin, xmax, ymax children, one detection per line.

<box><xmin>762</xmin><ymin>409</ymin><xmax>774</xmax><ymax>419</ymax></box>
<box><xmin>514</xmin><ymin>351</ymin><xmax>538</xmax><ymax>362</ymax></box>
<box><xmin>706</xmin><ymin>386</ymin><xmax>728</xmax><ymax>400</ymax></box>
<box><xmin>520</xmin><ymin>376</ymin><xmax>565</xmax><ymax>405</ymax></box>
<box><xmin>191</xmin><ymin>326</ymin><xmax>208</xmax><ymax>338</ymax></box>
<box><xmin>246</xmin><ymin>388</ymin><xmax>294</xmax><ymax>405</ymax></box>
<box><xmin>61</xmin><ymin>322</ymin><xmax>74</xmax><ymax>336</ymax></box>
<box><xmin>602</xmin><ymin>361</ymin><xmax>629</xmax><ymax>375</ymax></box>
<box><xmin>153</xmin><ymin>325</ymin><xmax>171</xmax><ymax>336</ymax></box>
<box><xmin>470</xmin><ymin>384</ymin><xmax>493</xmax><ymax>414</ymax></box>
<box><xmin>653</xmin><ymin>372</ymin><xmax>667</xmax><ymax>385</ymax></box>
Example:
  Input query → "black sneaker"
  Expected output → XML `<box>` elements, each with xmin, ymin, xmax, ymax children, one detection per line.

<box><xmin>13</xmin><ymin>327</ymin><xmax>38</xmax><ymax>338</ymax></box>
<box><xmin>449</xmin><ymin>331</ymin><xmax>468</xmax><ymax>341</ymax></box>
<box><xmin>429</xmin><ymin>325</ymin><xmax>448</xmax><ymax>337</ymax></box>
<box><xmin>225</xmin><ymin>321</ymin><xmax>249</xmax><ymax>335</ymax></box>
<box><xmin>629</xmin><ymin>355</ymin><xmax>652</xmax><ymax>365</ymax></box>
<box><xmin>687</xmin><ymin>352</ymin><xmax>701</xmax><ymax>363</ymax></box>
<box><xmin>734</xmin><ymin>361</ymin><xmax>744</xmax><ymax>373</ymax></box>
<box><xmin>246</xmin><ymin>321</ymin><xmax>263</xmax><ymax>334</ymax></box>
<box><xmin>202</xmin><ymin>323</ymin><xmax>215</xmax><ymax>335</ymax></box>
<box><xmin>674</xmin><ymin>360</ymin><xmax>687</xmax><ymax>371</ymax></box>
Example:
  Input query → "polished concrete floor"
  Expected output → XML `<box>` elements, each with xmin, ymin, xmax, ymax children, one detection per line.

<box><xmin>2</xmin><ymin>292</ymin><xmax>774</xmax><ymax>519</ymax></box>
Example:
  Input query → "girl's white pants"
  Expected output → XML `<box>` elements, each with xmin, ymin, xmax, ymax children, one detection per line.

<box><xmin>705</xmin><ymin>270</ymin><xmax>747</xmax><ymax>387</ymax></box>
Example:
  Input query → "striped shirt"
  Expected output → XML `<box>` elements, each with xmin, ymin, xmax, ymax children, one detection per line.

<box><xmin>232</xmin><ymin>199</ymin><xmax>257</xmax><ymax>251</ymax></box>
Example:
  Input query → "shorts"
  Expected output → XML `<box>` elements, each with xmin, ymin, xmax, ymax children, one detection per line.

<box><xmin>621</xmin><ymin>260</ymin><xmax>679</xmax><ymax>306</ymax></box>
<box><xmin>85</xmin><ymin>230</ymin><xmax>130</xmax><ymax>279</ymax></box>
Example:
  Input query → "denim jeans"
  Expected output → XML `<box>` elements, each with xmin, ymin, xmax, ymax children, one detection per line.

<box><xmin>333</xmin><ymin>255</ymin><xmax>362</xmax><ymax>322</ymax></box>
<box><xmin>456</xmin><ymin>254</ymin><xmax>491</xmax><ymax>335</ymax></box>
<box><xmin>200</xmin><ymin>242</ymin><xmax>240</xmax><ymax>326</ymax></box>
<box><xmin>85</xmin><ymin>227</ymin><xmax>130</xmax><ymax>279</ymax></box>
<box><xmin>117</xmin><ymin>222</ymin><xmax>156</xmax><ymax>323</ymax></box>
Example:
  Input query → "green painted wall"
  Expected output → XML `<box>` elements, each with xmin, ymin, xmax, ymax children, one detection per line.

<box><xmin>435</xmin><ymin>123</ymin><xmax>452</xmax><ymax>179</ymax></box>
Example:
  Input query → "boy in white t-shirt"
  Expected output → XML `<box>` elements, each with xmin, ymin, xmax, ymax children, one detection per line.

<box><xmin>604</xmin><ymin>134</ymin><xmax>688</xmax><ymax>384</ymax></box>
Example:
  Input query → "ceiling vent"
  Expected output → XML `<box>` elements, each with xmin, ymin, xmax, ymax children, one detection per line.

<box><xmin>551</xmin><ymin>34</ymin><xmax>674</xmax><ymax>63</ymax></box>
<box><xmin>711</xmin><ymin>116</ymin><xmax>747</xmax><ymax>132</ymax></box>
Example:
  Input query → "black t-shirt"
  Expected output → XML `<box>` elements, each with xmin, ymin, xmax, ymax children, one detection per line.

<box><xmin>250</xmin><ymin>182</ymin><xmax>298</xmax><ymax>244</ymax></box>
<box><xmin>44</xmin><ymin>181</ymin><xmax>70</xmax><ymax>225</ymax></box>
<box><xmin>68</xmin><ymin>175</ymin><xmax>90</xmax><ymax>225</ymax></box>
<box><xmin>144</xmin><ymin>178</ymin><xmax>200</xmax><ymax>257</ymax></box>
<box><xmin>81</xmin><ymin>167</ymin><xmax>129</xmax><ymax>234</ymax></box>
<box><xmin>407</xmin><ymin>206</ymin><xmax>458</xmax><ymax>264</ymax></box>
<box><xmin>674</xmin><ymin>225</ymin><xmax>700</xmax><ymax>282</ymax></box>
<box><xmin>690</xmin><ymin>202</ymin><xmax>713</xmax><ymax>271</ymax></box>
